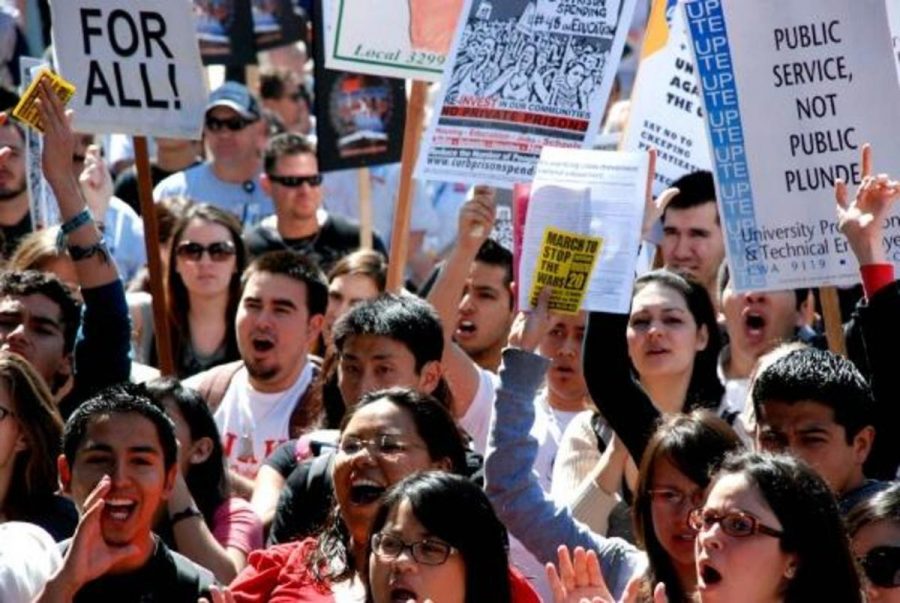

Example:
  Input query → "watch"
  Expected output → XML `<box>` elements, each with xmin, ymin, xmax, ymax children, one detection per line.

<box><xmin>170</xmin><ymin>506</ymin><xmax>203</xmax><ymax>525</ymax></box>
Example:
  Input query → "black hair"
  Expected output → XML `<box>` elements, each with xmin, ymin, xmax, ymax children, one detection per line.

<box><xmin>662</xmin><ymin>171</ymin><xmax>717</xmax><ymax>222</ymax></box>
<box><xmin>241</xmin><ymin>250</ymin><xmax>328</xmax><ymax>317</ymax></box>
<box><xmin>332</xmin><ymin>294</ymin><xmax>444</xmax><ymax>372</ymax></box>
<box><xmin>143</xmin><ymin>377</ymin><xmax>228</xmax><ymax>524</ymax></box>
<box><xmin>368</xmin><ymin>472</ymin><xmax>512</xmax><ymax>603</ymax></box>
<box><xmin>62</xmin><ymin>383</ymin><xmax>178</xmax><ymax>470</ymax></box>
<box><xmin>752</xmin><ymin>347</ymin><xmax>874</xmax><ymax>443</ymax></box>
<box><xmin>632</xmin><ymin>269</ymin><xmax>724</xmax><ymax>409</ymax></box>
<box><xmin>263</xmin><ymin>132</ymin><xmax>317</xmax><ymax>175</ymax></box>
<box><xmin>474</xmin><ymin>239</ymin><xmax>514</xmax><ymax>309</ymax></box>
<box><xmin>846</xmin><ymin>481</ymin><xmax>900</xmax><ymax>536</ymax></box>
<box><xmin>634</xmin><ymin>411</ymin><xmax>743</xmax><ymax>602</ymax></box>
<box><xmin>0</xmin><ymin>270</ymin><xmax>81</xmax><ymax>355</ymax></box>
<box><xmin>713</xmin><ymin>451</ymin><xmax>863</xmax><ymax>602</ymax></box>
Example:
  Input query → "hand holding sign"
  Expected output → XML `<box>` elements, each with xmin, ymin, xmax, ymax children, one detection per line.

<box><xmin>508</xmin><ymin>287</ymin><xmax>552</xmax><ymax>353</ymax></box>
<box><xmin>35</xmin><ymin>78</ymin><xmax>78</xmax><ymax>191</ymax></box>
<box><xmin>835</xmin><ymin>144</ymin><xmax>900</xmax><ymax>265</ymax></box>
<box><xmin>459</xmin><ymin>185</ymin><xmax>496</xmax><ymax>251</ymax></box>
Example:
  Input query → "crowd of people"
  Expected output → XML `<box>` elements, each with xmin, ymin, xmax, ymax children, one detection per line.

<box><xmin>0</xmin><ymin>9</ymin><xmax>897</xmax><ymax>603</ymax></box>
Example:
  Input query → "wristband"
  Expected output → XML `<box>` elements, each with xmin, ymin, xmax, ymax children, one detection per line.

<box><xmin>56</xmin><ymin>208</ymin><xmax>93</xmax><ymax>248</ymax></box>
<box><xmin>66</xmin><ymin>240</ymin><xmax>109</xmax><ymax>262</ymax></box>
<box><xmin>170</xmin><ymin>507</ymin><xmax>203</xmax><ymax>526</ymax></box>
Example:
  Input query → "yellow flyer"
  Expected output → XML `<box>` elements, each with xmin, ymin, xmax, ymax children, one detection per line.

<box><xmin>528</xmin><ymin>226</ymin><xmax>604</xmax><ymax>315</ymax></box>
<box><xmin>11</xmin><ymin>69</ymin><xmax>76</xmax><ymax>132</ymax></box>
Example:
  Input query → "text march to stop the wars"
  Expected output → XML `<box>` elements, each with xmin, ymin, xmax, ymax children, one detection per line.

<box><xmin>50</xmin><ymin>0</ymin><xmax>206</xmax><ymax>138</ymax></box>
<box><xmin>684</xmin><ymin>0</ymin><xmax>900</xmax><ymax>292</ymax></box>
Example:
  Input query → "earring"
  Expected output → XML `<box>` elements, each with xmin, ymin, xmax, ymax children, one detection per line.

<box><xmin>784</xmin><ymin>565</ymin><xmax>796</xmax><ymax>579</ymax></box>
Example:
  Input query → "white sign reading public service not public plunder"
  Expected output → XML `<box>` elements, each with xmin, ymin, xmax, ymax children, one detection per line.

<box><xmin>50</xmin><ymin>0</ymin><xmax>206</xmax><ymax>138</ymax></box>
<box><xmin>684</xmin><ymin>0</ymin><xmax>900</xmax><ymax>292</ymax></box>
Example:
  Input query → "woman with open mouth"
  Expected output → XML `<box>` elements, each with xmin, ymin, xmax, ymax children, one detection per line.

<box><xmin>367</xmin><ymin>472</ymin><xmax>519</xmax><ymax>603</ymax></box>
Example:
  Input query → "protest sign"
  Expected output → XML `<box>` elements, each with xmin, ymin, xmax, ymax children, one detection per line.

<box><xmin>684</xmin><ymin>0</ymin><xmax>900</xmax><ymax>292</ymax></box>
<box><xmin>890</xmin><ymin>0</ymin><xmax>900</xmax><ymax>79</ymax></box>
<box><xmin>51</xmin><ymin>0</ymin><xmax>207</xmax><ymax>138</ymax></box>
<box><xmin>622</xmin><ymin>0</ymin><xmax>711</xmax><ymax>195</ymax></box>
<box><xmin>18</xmin><ymin>59</ymin><xmax>60</xmax><ymax>230</ymax></box>
<box><xmin>12</xmin><ymin>70</ymin><xmax>75</xmax><ymax>132</ymax></box>
<box><xmin>323</xmin><ymin>0</ymin><xmax>463</xmax><ymax>81</ymax></box>
<box><xmin>512</xmin><ymin>183</ymin><xmax>531</xmax><ymax>295</ymax></box>
<box><xmin>490</xmin><ymin>188</ymin><xmax>514</xmax><ymax>251</ymax></box>
<box><xmin>415</xmin><ymin>0</ymin><xmax>638</xmax><ymax>188</ymax></box>
<box><xmin>195</xmin><ymin>0</ymin><xmax>256</xmax><ymax>66</ymax></box>
<box><xmin>528</xmin><ymin>226</ymin><xmax>603</xmax><ymax>313</ymax></box>
<box><xmin>518</xmin><ymin>147</ymin><xmax>649</xmax><ymax>314</ymax></box>
<box><xmin>253</xmin><ymin>0</ymin><xmax>306</xmax><ymax>51</ymax></box>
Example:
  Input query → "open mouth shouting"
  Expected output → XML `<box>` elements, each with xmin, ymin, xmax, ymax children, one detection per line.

<box><xmin>349</xmin><ymin>478</ymin><xmax>387</xmax><ymax>506</ymax></box>
<box><xmin>251</xmin><ymin>335</ymin><xmax>275</xmax><ymax>354</ymax></box>
<box><xmin>454</xmin><ymin>320</ymin><xmax>477</xmax><ymax>340</ymax></box>
<box><xmin>102</xmin><ymin>497</ymin><xmax>138</xmax><ymax>524</ymax></box>
<box><xmin>388</xmin><ymin>584</ymin><xmax>420</xmax><ymax>603</ymax></box>
<box><xmin>698</xmin><ymin>558</ymin><xmax>723</xmax><ymax>590</ymax></box>
<box><xmin>741</xmin><ymin>309</ymin><xmax>768</xmax><ymax>346</ymax></box>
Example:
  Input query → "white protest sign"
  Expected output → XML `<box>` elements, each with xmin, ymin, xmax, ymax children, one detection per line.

<box><xmin>323</xmin><ymin>0</ymin><xmax>462</xmax><ymax>81</ymax></box>
<box><xmin>684</xmin><ymin>0</ymin><xmax>900</xmax><ymax>292</ymax></box>
<box><xmin>19</xmin><ymin>58</ymin><xmax>60</xmax><ymax>230</ymax></box>
<box><xmin>416</xmin><ymin>0</ymin><xmax>637</xmax><ymax>188</ymax></box>
<box><xmin>518</xmin><ymin>147</ymin><xmax>649</xmax><ymax>314</ymax></box>
<box><xmin>622</xmin><ymin>0</ymin><xmax>711</xmax><ymax>195</ymax></box>
<box><xmin>50</xmin><ymin>0</ymin><xmax>206</xmax><ymax>138</ymax></box>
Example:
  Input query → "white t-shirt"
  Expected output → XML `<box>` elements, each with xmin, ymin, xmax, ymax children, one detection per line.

<box><xmin>210</xmin><ymin>363</ymin><xmax>315</xmax><ymax>479</ymax></box>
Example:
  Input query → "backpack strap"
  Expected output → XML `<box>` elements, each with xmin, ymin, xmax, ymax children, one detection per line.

<box><xmin>288</xmin><ymin>357</ymin><xmax>323</xmax><ymax>438</ymax></box>
<box><xmin>192</xmin><ymin>360</ymin><xmax>245</xmax><ymax>414</ymax></box>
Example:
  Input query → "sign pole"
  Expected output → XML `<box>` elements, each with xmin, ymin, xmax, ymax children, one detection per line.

<box><xmin>358</xmin><ymin>167</ymin><xmax>373</xmax><ymax>250</ymax></box>
<box><xmin>819</xmin><ymin>286</ymin><xmax>846</xmax><ymax>357</ymax></box>
<box><xmin>386</xmin><ymin>81</ymin><xmax>428</xmax><ymax>290</ymax></box>
<box><xmin>134</xmin><ymin>137</ymin><xmax>175</xmax><ymax>375</ymax></box>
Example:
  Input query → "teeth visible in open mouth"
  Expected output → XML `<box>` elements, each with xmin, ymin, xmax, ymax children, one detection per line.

<box><xmin>104</xmin><ymin>499</ymin><xmax>136</xmax><ymax>521</ymax></box>
<box><xmin>457</xmin><ymin>321</ymin><xmax>476</xmax><ymax>333</ymax></box>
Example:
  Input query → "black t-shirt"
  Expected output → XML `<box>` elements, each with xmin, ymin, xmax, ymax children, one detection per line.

<box><xmin>0</xmin><ymin>210</ymin><xmax>32</xmax><ymax>259</ymax></box>
<box><xmin>244</xmin><ymin>212</ymin><xmax>388</xmax><ymax>273</ymax></box>
<box><xmin>65</xmin><ymin>535</ymin><xmax>215</xmax><ymax>602</ymax></box>
<box><xmin>19</xmin><ymin>494</ymin><xmax>78</xmax><ymax>542</ymax></box>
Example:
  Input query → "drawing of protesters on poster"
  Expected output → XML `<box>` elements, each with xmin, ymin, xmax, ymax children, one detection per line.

<box><xmin>325</xmin><ymin>0</ymin><xmax>464</xmax><ymax>81</ymax></box>
<box><xmin>416</xmin><ymin>0</ymin><xmax>638</xmax><ymax>188</ymax></box>
<box><xmin>195</xmin><ymin>0</ymin><xmax>255</xmax><ymax>65</ymax></box>
<box><xmin>253</xmin><ymin>0</ymin><xmax>306</xmax><ymax>51</ymax></box>
<box><xmin>684</xmin><ymin>0</ymin><xmax>900</xmax><ymax>292</ymax></box>
<box><xmin>621</xmin><ymin>0</ymin><xmax>711</xmax><ymax>195</ymax></box>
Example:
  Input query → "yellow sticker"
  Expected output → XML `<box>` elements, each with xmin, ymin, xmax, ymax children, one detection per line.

<box><xmin>11</xmin><ymin>69</ymin><xmax>76</xmax><ymax>133</ymax></box>
<box><xmin>529</xmin><ymin>226</ymin><xmax>603</xmax><ymax>315</ymax></box>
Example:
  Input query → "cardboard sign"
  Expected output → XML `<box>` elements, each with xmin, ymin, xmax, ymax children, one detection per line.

<box><xmin>529</xmin><ymin>226</ymin><xmax>603</xmax><ymax>314</ymax></box>
<box><xmin>621</xmin><ymin>0</ymin><xmax>711</xmax><ymax>195</ymax></box>
<box><xmin>51</xmin><ymin>0</ymin><xmax>207</xmax><ymax>137</ymax></box>
<box><xmin>324</xmin><ymin>0</ymin><xmax>463</xmax><ymax>81</ymax></box>
<box><xmin>518</xmin><ymin>147</ymin><xmax>649</xmax><ymax>314</ymax></box>
<box><xmin>684</xmin><ymin>0</ymin><xmax>900</xmax><ymax>292</ymax></box>
<box><xmin>11</xmin><ymin>69</ymin><xmax>75</xmax><ymax>132</ymax></box>
<box><xmin>416</xmin><ymin>0</ymin><xmax>637</xmax><ymax>188</ymax></box>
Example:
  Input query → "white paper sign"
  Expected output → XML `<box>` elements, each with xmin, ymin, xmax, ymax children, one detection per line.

<box><xmin>518</xmin><ymin>147</ymin><xmax>648</xmax><ymax>314</ymax></box>
<box><xmin>416</xmin><ymin>0</ymin><xmax>637</xmax><ymax>188</ymax></box>
<box><xmin>323</xmin><ymin>0</ymin><xmax>462</xmax><ymax>81</ymax></box>
<box><xmin>50</xmin><ymin>0</ymin><xmax>206</xmax><ymax>138</ymax></box>
<box><xmin>622</xmin><ymin>0</ymin><xmax>711</xmax><ymax>195</ymax></box>
<box><xmin>685</xmin><ymin>0</ymin><xmax>900</xmax><ymax>292</ymax></box>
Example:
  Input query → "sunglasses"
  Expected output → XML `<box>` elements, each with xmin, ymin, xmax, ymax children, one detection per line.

<box><xmin>267</xmin><ymin>174</ymin><xmax>323</xmax><ymax>188</ymax></box>
<box><xmin>175</xmin><ymin>241</ymin><xmax>237</xmax><ymax>262</ymax></box>
<box><xmin>0</xmin><ymin>405</ymin><xmax>15</xmax><ymax>421</ymax></box>
<box><xmin>859</xmin><ymin>546</ymin><xmax>900</xmax><ymax>589</ymax></box>
<box><xmin>205</xmin><ymin>115</ymin><xmax>255</xmax><ymax>132</ymax></box>
<box><xmin>688</xmin><ymin>508</ymin><xmax>784</xmax><ymax>539</ymax></box>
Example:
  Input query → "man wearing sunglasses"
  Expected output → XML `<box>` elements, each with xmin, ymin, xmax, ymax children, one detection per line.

<box><xmin>154</xmin><ymin>81</ymin><xmax>274</xmax><ymax>227</ymax></box>
<box><xmin>246</xmin><ymin>133</ymin><xmax>387</xmax><ymax>273</ymax></box>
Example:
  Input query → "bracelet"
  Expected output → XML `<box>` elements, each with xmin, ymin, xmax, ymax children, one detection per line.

<box><xmin>66</xmin><ymin>240</ymin><xmax>109</xmax><ymax>263</ymax></box>
<box><xmin>56</xmin><ymin>208</ymin><xmax>93</xmax><ymax>249</ymax></box>
<box><xmin>170</xmin><ymin>507</ymin><xmax>203</xmax><ymax>526</ymax></box>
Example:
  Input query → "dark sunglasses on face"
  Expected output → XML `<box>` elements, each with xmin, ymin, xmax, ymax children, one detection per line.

<box><xmin>175</xmin><ymin>241</ymin><xmax>237</xmax><ymax>262</ymax></box>
<box><xmin>688</xmin><ymin>507</ymin><xmax>784</xmax><ymax>539</ymax></box>
<box><xmin>859</xmin><ymin>546</ymin><xmax>900</xmax><ymax>589</ymax></box>
<box><xmin>267</xmin><ymin>173</ymin><xmax>323</xmax><ymax>188</ymax></box>
<box><xmin>205</xmin><ymin>115</ymin><xmax>255</xmax><ymax>132</ymax></box>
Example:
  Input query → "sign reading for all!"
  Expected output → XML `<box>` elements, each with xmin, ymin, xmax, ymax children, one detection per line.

<box><xmin>50</xmin><ymin>0</ymin><xmax>206</xmax><ymax>138</ymax></box>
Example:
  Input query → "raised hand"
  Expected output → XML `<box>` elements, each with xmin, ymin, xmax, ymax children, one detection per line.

<box><xmin>458</xmin><ymin>184</ymin><xmax>496</xmax><ymax>250</ymax></box>
<box><xmin>34</xmin><ymin>77</ymin><xmax>77</xmax><ymax>189</ymax></box>
<box><xmin>78</xmin><ymin>144</ymin><xmax>114</xmax><ymax>220</ymax></box>
<box><xmin>835</xmin><ymin>144</ymin><xmax>900</xmax><ymax>265</ymax></box>
<box><xmin>507</xmin><ymin>286</ymin><xmax>552</xmax><ymax>353</ymax></box>
<box><xmin>547</xmin><ymin>545</ymin><xmax>645</xmax><ymax>603</ymax></box>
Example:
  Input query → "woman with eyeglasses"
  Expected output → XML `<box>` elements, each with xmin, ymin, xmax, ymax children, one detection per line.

<box><xmin>367</xmin><ymin>472</ymin><xmax>515</xmax><ymax>603</ymax></box>
<box><xmin>162</xmin><ymin>203</ymin><xmax>247</xmax><ymax>377</ymax></box>
<box><xmin>847</xmin><ymin>482</ymin><xmax>900</xmax><ymax>602</ymax></box>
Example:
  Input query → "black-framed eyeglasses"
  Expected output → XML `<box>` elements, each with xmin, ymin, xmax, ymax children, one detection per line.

<box><xmin>371</xmin><ymin>533</ymin><xmax>457</xmax><ymax>565</ymax></box>
<box><xmin>688</xmin><ymin>508</ymin><xmax>784</xmax><ymax>539</ymax></box>
<box><xmin>0</xmin><ymin>405</ymin><xmax>15</xmax><ymax>421</ymax></box>
<box><xmin>175</xmin><ymin>241</ymin><xmax>237</xmax><ymax>262</ymax></box>
<box><xmin>337</xmin><ymin>434</ymin><xmax>422</xmax><ymax>458</ymax></box>
<box><xmin>267</xmin><ymin>174</ymin><xmax>323</xmax><ymax>188</ymax></box>
<box><xmin>205</xmin><ymin>115</ymin><xmax>255</xmax><ymax>132</ymax></box>
<box><xmin>858</xmin><ymin>546</ymin><xmax>900</xmax><ymax>588</ymax></box>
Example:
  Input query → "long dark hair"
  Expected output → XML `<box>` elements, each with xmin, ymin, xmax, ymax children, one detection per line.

<box><xmin>308</xmin><ymin>388</ymin><xmax>469</xmax><ymax>584</ymax></box>
<box><xmin>632</xmin><ymin>270</ymin><xmax>724</xmax><ymax>410</ymax></box>
<box><xmin>144</xmin><ymin>377</ymin><xmax>229</xmax><ymax>524</ymax></box>
<box><xmin>633</xmin><ymin>411</ymin><xmax>742</xmax><ymax>602</ymax></box>
<box><xmin>166</xmin><ymin>203</ymin><xmax>246</xmax><ymax>377</ymax></box>
<box><xmin>715</xmin><ymin>452</ymin><xmax>863</xmax><ymax>603</ymax></box>
<box><xmin>367</xmin><ymin>472</ymin><xmax>512</xmax><ymax>603</ymax></box>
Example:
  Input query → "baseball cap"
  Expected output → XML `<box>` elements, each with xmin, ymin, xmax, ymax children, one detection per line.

<box><xmin>206</xmin><ymin>81</ymin><xmax>261</xmax><ymax>121</ymax></box>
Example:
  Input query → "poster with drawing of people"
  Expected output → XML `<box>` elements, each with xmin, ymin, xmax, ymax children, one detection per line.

<box><xmin>252</xmin><ymin>0</ymin><xmax>307</xmax><ymax>51</ymax></box>
<box><xmin>416</xmin><ymin>0</ymin><xmax>638</xmax><ymax>188</ymax></box>
<box><xmin>195</xmin><ymin>0</ymin><xmax>255</xmax><ymax>65</ymax></box>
